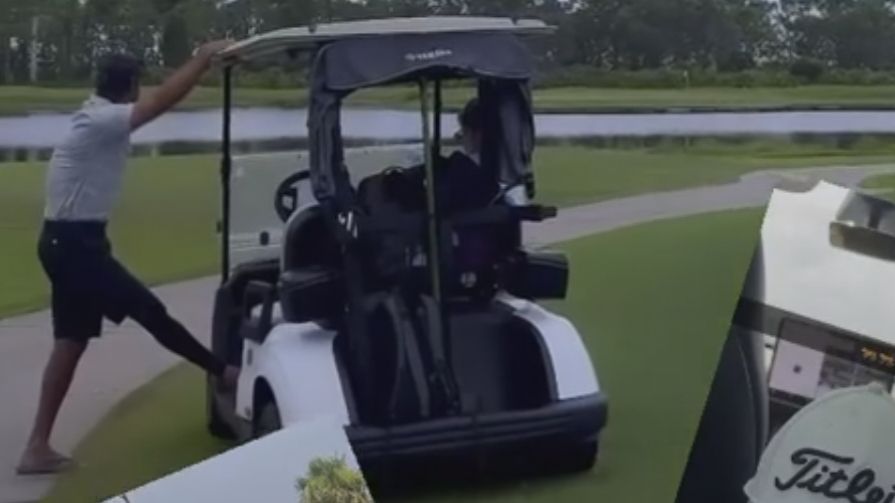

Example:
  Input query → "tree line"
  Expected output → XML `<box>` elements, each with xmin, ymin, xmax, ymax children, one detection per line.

<box><xmin>3</xmin><ymin>0</ymin><xmax>895</xmax><ymax>86</ymax></box>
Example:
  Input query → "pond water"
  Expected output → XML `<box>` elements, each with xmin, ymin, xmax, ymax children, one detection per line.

<box><xmin>3</xmin><ymin>106</ymin><xmax>895</xmax><ymax>161</ymax></box>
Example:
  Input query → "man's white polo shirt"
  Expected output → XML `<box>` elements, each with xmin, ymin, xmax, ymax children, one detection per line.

<box><xmin>44</xmin><ymin>95</ymin><xmax>134</xmax><ymax>222</ymax></box>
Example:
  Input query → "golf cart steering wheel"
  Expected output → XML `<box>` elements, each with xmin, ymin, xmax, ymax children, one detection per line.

<box><xmin>274</xmin><ymin>170</ymin><xmax>311</xmax><ymax>223</ymax></box>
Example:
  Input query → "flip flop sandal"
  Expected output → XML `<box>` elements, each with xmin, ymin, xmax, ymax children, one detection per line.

<box><xmin>16</xmin><ymin>456</ymin><xmax>76</xmax><ymax>476</ymax></box>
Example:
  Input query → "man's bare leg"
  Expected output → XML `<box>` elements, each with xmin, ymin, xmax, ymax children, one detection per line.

<box><xmin>17</xmin><ymin>339</ymin><xmax>87</xmax><ymax>474</ymax></box>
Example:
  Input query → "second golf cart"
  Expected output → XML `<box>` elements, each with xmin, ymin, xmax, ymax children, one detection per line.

<box><xmin>206</xmin><ymin>16</ymin><xmax>608</xmax><ymax>481</ymax></box>
<box><xmin>735</xmin><ymin>181</ymin><xmax>895</xmax><ymax>435</ymax></box>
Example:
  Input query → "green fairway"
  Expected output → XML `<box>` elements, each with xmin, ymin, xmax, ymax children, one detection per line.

<box><xmin>862</xmin><ymin>172</ymin><xmax>895</xmax><ymax>200</ymax></box>
<box><xmin>0</xmin><ymin>155</ymin><xmax>220</xmax><ymax>317</ymax></box>
<box><xmin>3</xmin><ymin>143</ymin><xmax>893</xmax><ymax>318</ymax></box>
<box><xmin>40</xmin><ymin>208</ymin><xmax>763</xmax><ymax>503</ymax></box>
<box><xmin>7</xmin><ymin>84</ymin><xmax>895</xmax><ymax>116</ymax></box>
<box><xmin>535</xmin><ymin>139</ymin><xmax>895</xmax><ymax>206</ymax></box>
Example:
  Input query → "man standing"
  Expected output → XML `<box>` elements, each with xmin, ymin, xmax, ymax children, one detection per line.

<box><xmin>17</xmin><ymin>40</ymin><xmax>238</xmax><ymax>475</ymax></box>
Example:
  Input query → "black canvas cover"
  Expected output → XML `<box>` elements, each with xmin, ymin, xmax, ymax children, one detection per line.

<box><xmin>321</xmin><ymin>32</ymin><xmax>533</xmax><ymax>90</ymax></box>
<box><xmin>307</xmin><ymin>31</ymin><xmax>536</xmax><ymax>207</ymax></box>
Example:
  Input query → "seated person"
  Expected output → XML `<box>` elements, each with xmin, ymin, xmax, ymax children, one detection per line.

<box><xmin>439</xmin><ymin>99</ymin><xmax>502</xmax><ymax>283</ymax></box>
<box><xmin>437</xmin><ymin>98</ymin><xmax>498</xmax><ymax>213</ymax></box>
<box><xmin>393</xmin><ymin>98</ymin><xmax>510</xmax><ymax>212</ymax></box>
<box><xmin>394</xmin><ymin>99</ymin><xmax>513</xmax><ymax>293</ymax></box>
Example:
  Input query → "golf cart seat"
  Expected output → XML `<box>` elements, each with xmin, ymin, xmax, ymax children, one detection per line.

<box><xmin>352</xmin><ymin>161</ymin><xmax>517</xmax><ymax>300</ymax></box>
<box><xmin>355</xmin><ymin>168</ymin><xmax>428</xmax><ymax>289</ymax></box>
<box><xmin>278</xmin><ymin>205</ymin><xmax>346</xmax><ymax>323</ymax></box>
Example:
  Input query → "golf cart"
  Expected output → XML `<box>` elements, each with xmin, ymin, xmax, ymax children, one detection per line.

<box><xmin>736</xmin><ymin>181</ymin><xmax>895</xmax><ymax>435</ymax></box>
<box><xmin>678</xmin><ymin>180</ymin><xmax>895</xmax><ymax>502</ymax></box>
<box><xmin>205</xmin><ymin>16</ymin><xmax>608</xmax><ymax>482</ymax></box>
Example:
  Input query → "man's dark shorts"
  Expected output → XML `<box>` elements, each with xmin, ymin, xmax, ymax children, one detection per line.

<box><xmin>37</xmin><ymin>220</ymin><xmax>158</xmax><ymax>342</ymax></box>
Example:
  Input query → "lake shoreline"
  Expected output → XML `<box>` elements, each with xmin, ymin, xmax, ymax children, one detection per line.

<box><xmin>7</xmin><ymin>101</ymin><xmax>895</xmax><ymax>119</ymax></box>
<box><xmin>4</xmin><ymin>84</ymin><xmax>895</xmax><ymax>118</ymax></box>
<box><xmin>9</xmin><ymin>107</ymin><xmax>895</xmax><ymax>153</ymax></box>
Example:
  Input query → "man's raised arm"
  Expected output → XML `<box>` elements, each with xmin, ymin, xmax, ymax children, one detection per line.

<box><xmin>130</xmin><ymin>40</ymin><xmax>233</xmax><ymax>131</ymax></box>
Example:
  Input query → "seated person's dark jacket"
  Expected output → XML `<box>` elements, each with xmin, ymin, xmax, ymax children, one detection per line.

<box><xmin>436</xmin><ymin>151</ymin><xmax>498</xmax><ymax>213</ymax></box>
<box><xmin>435</xmin><ymin>152</ymin><xmax>500</xmax><ymax>274</ymax></box>
<box><xmin>394</xmin><ymin>152</ymin><xmax>497</xmax><ymax>212</ymax></box>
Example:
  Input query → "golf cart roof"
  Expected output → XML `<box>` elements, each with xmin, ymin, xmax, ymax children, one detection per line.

<box><xmin>218</xmin><ymin>16</ymin><xmax>554</xmax><ymax>65</ymax></box>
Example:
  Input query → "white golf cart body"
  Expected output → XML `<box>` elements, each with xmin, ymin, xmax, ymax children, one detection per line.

<box><xmin>208</xmin><ymin>16</ymin><xmax>606</xmax><ymax>480</ymax></box>
<box><xmin>735</xmin><ymin>180</ymin><xmax>895</xmax><ymax>432</ymax></box>
<box><xmin>228</xmin><ymin>145</ymin><xmax>602</xmax><ymax>427</ymax></box>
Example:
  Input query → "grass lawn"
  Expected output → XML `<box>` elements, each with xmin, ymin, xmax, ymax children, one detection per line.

<box><xmin>41</xmin><ymin>207</ymin><xmax>764</xmax><ymax>503</ymax></box>
<box><xmin>861</xmin><ymin>172</ymin><xmax>895</xmax><ymax>200</ymax></box>
<box><xmin>3</xmin><ymin>142</ymin><xmax>893</xmax><ymax>318</ymax></box>
<box><xmin>7</xmin><ymin>84</ymin><xmax>895</xmax><ymax>116</ymax></box>
<box><xmin>0</xmin><ymin>155</ymin><xmax>220</xmax><ymax>317</ymax></box>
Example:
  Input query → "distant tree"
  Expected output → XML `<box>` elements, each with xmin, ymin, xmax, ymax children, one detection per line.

<box><xmin>783</xmin><ymin>0</ymin><xmax>895</xmax><ymax>69</ymax></box>
<box><xmin>789</xmin><ymin>57</ymin><xmax>825</xmax><ymax>82</ymax></box>
<box><xmin>10</xmin><ymin>0</ymin><xmax>895</xmax><ymax>87</ymax></box>
<box><xmin>258</xmin><ymin>0</ymin><xmax>318</xmax><ymax>29</ymax></box>
<box><xmin>160</xmin><ymin>13</ymin><xmax>191</xmax><ymax>68</ymax></box>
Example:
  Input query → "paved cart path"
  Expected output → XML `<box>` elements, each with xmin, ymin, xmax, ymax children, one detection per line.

<box><xmin>2</xmin><ymin>163</ymin><xmax>894</xmax><ymax>503</ymax></box>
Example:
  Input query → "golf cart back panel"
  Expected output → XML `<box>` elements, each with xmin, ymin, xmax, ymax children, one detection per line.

<box><xmin>207</xmin><ymin>16</ymin><xmax>606</xmax><ymax>487</ymax></box>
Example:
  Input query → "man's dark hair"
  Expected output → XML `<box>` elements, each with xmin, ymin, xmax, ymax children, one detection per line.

<box><xmin>95</xmin><ymin>53</ymin><xmax>143</xmax><ymax>102</ymax></box>
<box><xmin>458</xmin><ymin>97</ymin><xmax>483</xmax><ymax>131</ymax></box>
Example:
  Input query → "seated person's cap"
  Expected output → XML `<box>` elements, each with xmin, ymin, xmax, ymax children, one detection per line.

<box><xmin>744</xmin><ymin>383</ymin><xmax>895</xmax><ymax>503</ymax></box>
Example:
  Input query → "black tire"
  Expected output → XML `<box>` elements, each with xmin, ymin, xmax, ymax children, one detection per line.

<box><xmin>253</xmin><ymin>397</ymin><xmax>283</xmax><ymax>439</ymax></box>
<box><xmin>567</xmin><ymin>440</ymin><xmax>599</xmax><ymax>472</ymax></box>
<box><xmin>541</xmin><ymin>440</ymin><xmax>599</xmax><ymax>475</ymax></box>
<box><xmin>206</xmin><ymin>376</ymin><xmax>237</xmax><ymax>440</ymax></box>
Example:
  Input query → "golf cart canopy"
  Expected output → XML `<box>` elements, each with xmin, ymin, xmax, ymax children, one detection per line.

<box><xmin>217</xmin><ymin>16</ymin><xmax>554</xmax><ymax>64</ymax></box>
<box><xmin>219</xmin><ymin>16</ymin><xmax>549</xmax><ymax>206</ymax></box>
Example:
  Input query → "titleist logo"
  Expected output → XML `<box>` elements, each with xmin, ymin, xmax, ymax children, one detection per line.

<box><xmin>774</xmin><ymin>448</ymin><xmax>894</xmax><ymax>503</ymax></box>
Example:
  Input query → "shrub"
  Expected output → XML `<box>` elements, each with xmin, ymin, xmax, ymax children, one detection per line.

<box><xmin>534</xmin><ymin>66</ymin><xmax>689</xmax><ymax>89</ymax></box>
<box><xmin>789</xmin><ymin>58</ymin><xmax>825</xmax><ymax>83</ymax></box>
<box><xmin>820</xmin><ymin>68</ymin><xmax>895</xmax><ymax>85</ymax></box>
<box><xmin>296</xmin><ymin>456</ymin><xmax>373</xmax><ymax>503</ymax></box>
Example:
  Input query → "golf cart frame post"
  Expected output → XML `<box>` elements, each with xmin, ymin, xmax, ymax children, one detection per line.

<box><xmin>220</xmin><ymin>65</ymin><xmax>233</xmax><ymax>282</ymax></box>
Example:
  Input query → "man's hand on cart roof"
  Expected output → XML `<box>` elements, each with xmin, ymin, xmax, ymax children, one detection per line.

<box><xmin>130</xmin><ymin>39</ymin><xmax>235</xmax><ymax>131</ymax></box>
<box><xmin>195</xmin><ymin>39</ymin><xmax>236</xmax><ymax>59</ymax></box>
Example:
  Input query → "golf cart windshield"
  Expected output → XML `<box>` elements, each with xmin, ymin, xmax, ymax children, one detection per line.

<box><xmin>229</xmin><ymin>145</ymin><xmax>424</xmax><ymax>268</ymax></box>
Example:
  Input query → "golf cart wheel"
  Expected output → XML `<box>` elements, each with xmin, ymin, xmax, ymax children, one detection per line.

<box><xmin>253</xmin><ymin>398</ymin><xmax>283</xmax><ymax>439</ymax></box>
<box><xmin>540</xmin><ymin>440</ymin><xmax>599</xmax><ymax>475</ymax></box>
<box><xmin>564</xmin><ymin>440</ymin><xmax>599</xmax><ymax>472</ymax></box>
<box><xmin>571</xmin><ymin>440</ymin><xmax>599</xmax><ymax>471</ymax></box>
<box><xmin>206</xmin><ymin>376</ymin><xmax>236</xmax><ymax>440</ymax></box>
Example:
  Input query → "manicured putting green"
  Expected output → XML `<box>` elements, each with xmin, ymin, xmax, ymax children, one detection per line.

<box><xmin>42</xmin><ymin>208</ymin><xmax>764</xmax><ymax>503</ymax></box>
<box><xmin>862</xmin><ymin>172</ymin><xmax>895</xmax><ymax>200</ymax></box>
